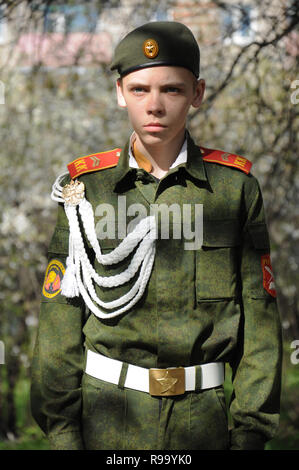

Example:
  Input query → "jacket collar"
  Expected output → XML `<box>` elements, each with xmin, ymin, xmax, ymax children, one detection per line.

<box><xmin>184</xmin><ymin>130</ymin><xmax>208</xmax><ymax>183</ymax></box>
<box><xmin>113</xmin><ymin>129</ymin><xmax>208</xmax><ymax>191</ymax></box>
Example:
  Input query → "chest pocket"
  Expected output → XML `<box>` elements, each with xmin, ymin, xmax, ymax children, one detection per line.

<box><xmin>196</xmin><ymin>219</ymin><xmax>240</xmax><ymax>301</ymax></box>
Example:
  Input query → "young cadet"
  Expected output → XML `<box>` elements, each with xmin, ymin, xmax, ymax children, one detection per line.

<box><xmin>31</xmin><ymin>21</ymin><xmax>282</xmax><ymax>450</ymax></box>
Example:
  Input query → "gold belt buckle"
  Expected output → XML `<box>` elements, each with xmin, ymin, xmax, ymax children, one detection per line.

<box><xmin>149</xmin><ymin>367</ymin><xmax>185</xmax><ymax>396</ymax></box>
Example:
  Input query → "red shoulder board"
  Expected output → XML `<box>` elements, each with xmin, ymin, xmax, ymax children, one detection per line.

<box><xmin>67</xmin><ymin>148</ymin><xmax>121</xmax><ymax>179</ymax></box>
<box><xmin>200</xmin><ymin>147</ymin><xmax>252</xmax><ymax>175</ymax></box>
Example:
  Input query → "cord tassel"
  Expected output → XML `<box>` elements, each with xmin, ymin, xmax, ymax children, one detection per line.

<box><xmin>61</xmin><ymin>232</ymin><xmax>79</xmax><ymax>298</ymax></box>
<box><xmin>61</xmin><ymin>255</ymin><xmax>79</xmax><ymax>298</ymax></box>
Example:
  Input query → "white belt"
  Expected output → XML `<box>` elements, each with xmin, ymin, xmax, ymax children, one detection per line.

<box><xmin>85</xmin><ymin>349</ymin><xmax>224</xmax><ymax>396</ymax></box>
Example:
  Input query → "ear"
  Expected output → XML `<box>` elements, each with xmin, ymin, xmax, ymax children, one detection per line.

<box><xmin>191</xmin><ymin>78</ymin><xmax>205</xmax><ymax>108</ymax></box>
<box><xmin>116</xmin><ymin>78</ymin><xmax>127</xmax><ymax>108</ymax></box>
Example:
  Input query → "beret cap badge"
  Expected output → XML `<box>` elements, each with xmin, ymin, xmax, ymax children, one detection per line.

<box><xmin>143</xmin><ymin>39</ymin><xmax>159</xmax><ymax>59</ymax></box>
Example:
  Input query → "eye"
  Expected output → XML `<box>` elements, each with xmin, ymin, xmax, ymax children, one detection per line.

<box><xmin>131</xmin><ymin>87</ymin><xmax>146</xmax><ymax>94</ymax></box>
<box><xmin>165</xmin><ymin>87</ymin><xmax>181</xmax><ymax>94</ymax></box>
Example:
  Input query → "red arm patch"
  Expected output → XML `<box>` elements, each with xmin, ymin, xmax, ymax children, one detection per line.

<box><xmin>67</xmin><ymin>148</ymin><xmax>121</xmax><ymax>179</ymax></box>
<box><xmin>261</xmin><ymin>254</ymin><xmax>277</xmax><ymax>298</ymax></box>
<box><xmin>200</xmin><ymin>147</ymin><xmax>252</xmax><ymax>175</ymax></box>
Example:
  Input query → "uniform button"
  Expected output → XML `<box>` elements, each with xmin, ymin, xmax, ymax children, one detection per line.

<box><xmin>136</xmin><ymin>169</ymin><xmax>144</xmax><ymax>180</ymax></box>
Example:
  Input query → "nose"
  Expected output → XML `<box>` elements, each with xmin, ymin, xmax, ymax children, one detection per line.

<box><xmin>146</xmin><ymin>90</ymin><xmax>164</xmax><ymax>116</ymax></box>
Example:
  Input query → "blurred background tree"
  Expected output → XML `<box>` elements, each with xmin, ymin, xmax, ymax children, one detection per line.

<box><xmin>0</xmin><ymin>0</ymin><xmax>298</xmax><ymax>449</ymax></box>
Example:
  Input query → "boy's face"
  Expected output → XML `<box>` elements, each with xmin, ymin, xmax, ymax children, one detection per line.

<box><xmin>116</xmin><ymin>66</ymin><xmax>205</xmax><ymax>147</ymax></box>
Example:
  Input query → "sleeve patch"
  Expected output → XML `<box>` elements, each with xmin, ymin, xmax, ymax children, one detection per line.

<box><xmin>261</xmin><ymin>254</ymin><xmax>277</xmax><ymax>298</ymax></box>
<box><xmin>42</xmin><ymin>259</ymin><xmax>65</xmax><ymax>299</ymax></box>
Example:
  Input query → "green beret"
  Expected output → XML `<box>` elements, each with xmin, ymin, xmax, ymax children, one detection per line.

<box><xmin>110</xmin><ymin>21</ymin><xmax>200</xmax><ymax>78</ymax></box>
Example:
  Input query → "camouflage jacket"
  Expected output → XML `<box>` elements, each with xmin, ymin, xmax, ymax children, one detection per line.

<box><xmin>31</xmin><ymin>131</ymin><xmax>282</xmax><ymax>450</ymax></box>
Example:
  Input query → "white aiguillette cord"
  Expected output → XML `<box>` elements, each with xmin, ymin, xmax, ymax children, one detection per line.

<box><xmin>51</xmin><ymin>172</ymin><xmax>157</xmax><ymax>319</ymax></box>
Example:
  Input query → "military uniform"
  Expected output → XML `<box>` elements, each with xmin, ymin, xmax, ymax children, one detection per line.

<box><xmin>30</xmin><ymin>21</ymin><xmax>282</xmax><ymax>451</ymax></box>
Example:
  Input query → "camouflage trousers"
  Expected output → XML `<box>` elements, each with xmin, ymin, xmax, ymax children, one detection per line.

<box><xmin>81</xmin><ymin>371</ymin><xmax>230</xmax><ymax>450</ymax></box>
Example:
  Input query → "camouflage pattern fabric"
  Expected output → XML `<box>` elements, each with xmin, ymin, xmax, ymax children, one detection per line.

<box><xmin>30</xmin><ymin>131</ymin><xmax>282</xmax><ymax>450</ymax></box>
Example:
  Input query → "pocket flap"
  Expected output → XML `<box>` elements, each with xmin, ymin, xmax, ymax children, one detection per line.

<box><xmin>202</xmin><ymin>219</ymin><xmax>240</xmax><ymax>247</ymax></box>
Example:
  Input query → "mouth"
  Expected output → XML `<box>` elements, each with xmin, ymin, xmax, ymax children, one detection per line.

<box><xmin>143</xmin><ymin>123</ymin><xmax>167</xmax><ymax>131</ymax></box>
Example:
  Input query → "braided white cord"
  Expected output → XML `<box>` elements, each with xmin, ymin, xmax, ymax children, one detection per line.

<box><xmin>50</xmin><ymin>172</ymin><xmax>157</xmax><ymax>318</ymax></box>
<box><xmin>70</xmin><ymin>207</ymin><xmax>156</xmax><ymax>316</ymax></box>
<box><xmin>51</xmin><ymin>172</ymin><xmax>69</xmax><ymax>203</ymax></box>
<box><xmin>78</xmin><ymin>197</ymin><xmax>154</xmax><ymax>265</ymax></box>
<box><xmin>79</xmin><ymin>237</ymin><xmax>154</xmax><ymax>318</ymax></box>
<box><xmin>75</xmin><ymin>242</ymin><xmax>155</xmax><ymax>319</ymax></box>
<box><xmin>65</xmin><ymin>203</ymin><xmax>156</xmax><ymax>288</ymax></box>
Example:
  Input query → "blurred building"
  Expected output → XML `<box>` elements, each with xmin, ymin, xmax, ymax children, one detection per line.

<box><xmin>0</xmin><ymin>0</ymin><xmax>297</xmax><ymax>70</ymax></box>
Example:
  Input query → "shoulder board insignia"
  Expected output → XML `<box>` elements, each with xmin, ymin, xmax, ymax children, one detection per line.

<box><xmin>200</xmin><ymin>147</ymin><xmax>252</xmax><ymax>175</ymax></box>
<box><xmin>67</xmin><ymin>148</ymin><xmax>121</xmax><ymax>179</ymax></box>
